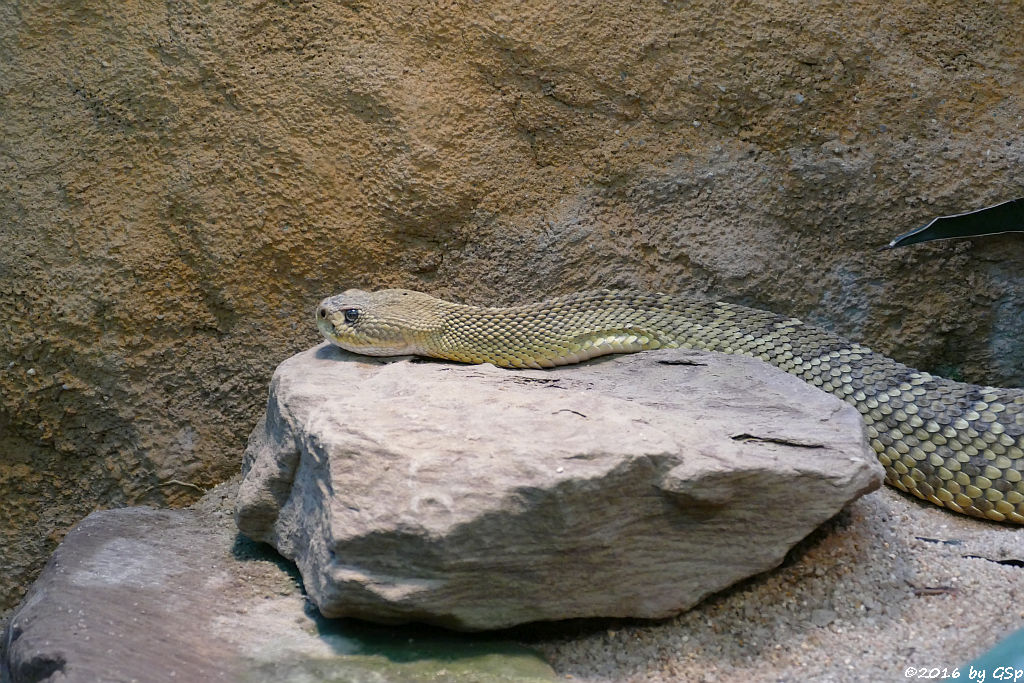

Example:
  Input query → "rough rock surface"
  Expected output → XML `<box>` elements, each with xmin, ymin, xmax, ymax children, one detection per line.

<box><xmin>3</xmin><ymin>0</ymin><xmax>1023</xmax><ymax>610</ymax></box>
<box><xmin>0</xmin><ymin>484</ymin><xmax>556</xmax><ymax>683</ymax></box>
<box><xmin>235</xmin><ymin>344</ymin><xmax>881</xmax><ymax>630</ymax></box>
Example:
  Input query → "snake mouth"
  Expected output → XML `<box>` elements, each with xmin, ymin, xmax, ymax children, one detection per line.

<box><xmin>316</xmin><ymin>315</ymin><xmax>340</xmax><ymax>347</ymax></box>
<box><xmin>315</xmin><ymin>300</ymin><xmax>347</xmax><ymax>346</ymax></box>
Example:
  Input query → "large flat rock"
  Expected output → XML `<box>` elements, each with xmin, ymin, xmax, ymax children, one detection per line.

<box><xmin>0</xmin><ymin>493</ymin><xmax>556</xmax><ymax>683</ymax></box>
<box><xmin>235</xmin><ymin>344</ymin><xmax>882</xmax><ymax>630</ymax></box>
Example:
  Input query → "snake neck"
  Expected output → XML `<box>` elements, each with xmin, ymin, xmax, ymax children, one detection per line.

<box><xmin>430</xmin><ymin>291</ymin><xmax>682</xmax><ymax>368</ymax></box>
<box><xmin>428</xmin><ymin>290</ymin><xmax>862</xmax><ymax>371</ymax></box>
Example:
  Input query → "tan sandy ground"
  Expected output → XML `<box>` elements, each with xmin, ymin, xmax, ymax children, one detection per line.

<box><xmin>527</xmin><ymin>488</ymin><xmax>1024</xmax><ymax>682</ymax></box>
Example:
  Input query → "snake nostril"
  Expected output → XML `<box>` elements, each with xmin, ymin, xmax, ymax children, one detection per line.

<box><xmin>317</xmin><ymin>307</ymin><xmax>327</xmax><ymax>320</ymax></box>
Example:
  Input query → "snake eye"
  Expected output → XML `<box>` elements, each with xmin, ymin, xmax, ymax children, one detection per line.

<box><xmin>343</xmin><ymin>308</ymin><xmax>360</xmax><ymax>324</ymax></box>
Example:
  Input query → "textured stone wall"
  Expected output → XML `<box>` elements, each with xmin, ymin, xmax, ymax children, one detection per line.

<box><xmin>1</xmin><ymin>0</ymin><xmax>1022</xmax><ymax>609</ymax></box>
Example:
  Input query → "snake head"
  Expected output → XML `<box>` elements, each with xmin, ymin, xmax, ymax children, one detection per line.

<box><xmin>316</xmin><ymin>288</ymin><xmax>444</xmax><ymax>357</ymax></box>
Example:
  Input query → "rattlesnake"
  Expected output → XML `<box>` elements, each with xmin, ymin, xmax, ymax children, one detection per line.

<box><xmin>317</xmin><ymin>288</ymin><xmax>1024</xmax><ymax>524</ymax></box>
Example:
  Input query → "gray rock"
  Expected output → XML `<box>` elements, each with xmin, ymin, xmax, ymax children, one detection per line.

<box><xmin>0</xmin><ymin>495</ymin><xmax>556</xmax><ymax>683</ymax></box>
<box><xmin>235</xmin><ymin>344</ymin><xmax>882</xmax><ymax>631</ymax></box>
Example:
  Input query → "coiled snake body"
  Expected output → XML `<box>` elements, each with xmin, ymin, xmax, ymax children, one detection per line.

<box><xmin>317</xmin><ymin>288</ymin><xmax>1024</xmax><ymax>524</ymax></box>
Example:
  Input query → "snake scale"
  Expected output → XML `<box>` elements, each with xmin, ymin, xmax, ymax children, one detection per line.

<box><xmin>317</xmin><ymin>288</ymin><xmax>1024</xmax><ymax>524</ymax></box>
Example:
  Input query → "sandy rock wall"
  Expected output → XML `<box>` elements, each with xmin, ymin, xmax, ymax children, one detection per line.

<box><xmin>2</xmin><ymin>0</ymin><xmax>1022</xmax><ymax>608</ymax></box>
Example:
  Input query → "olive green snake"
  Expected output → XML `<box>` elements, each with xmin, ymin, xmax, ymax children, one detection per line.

<box><xmin>316</xmin><ymin>288</ymin><xmax>1024</xmax><ymax>524</ymax></box>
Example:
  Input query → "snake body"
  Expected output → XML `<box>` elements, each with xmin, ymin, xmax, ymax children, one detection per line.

<box><xmin>316</xmin><ymin>288</ymin><xmax>1024</xmax><ymax>524</ymax></box>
